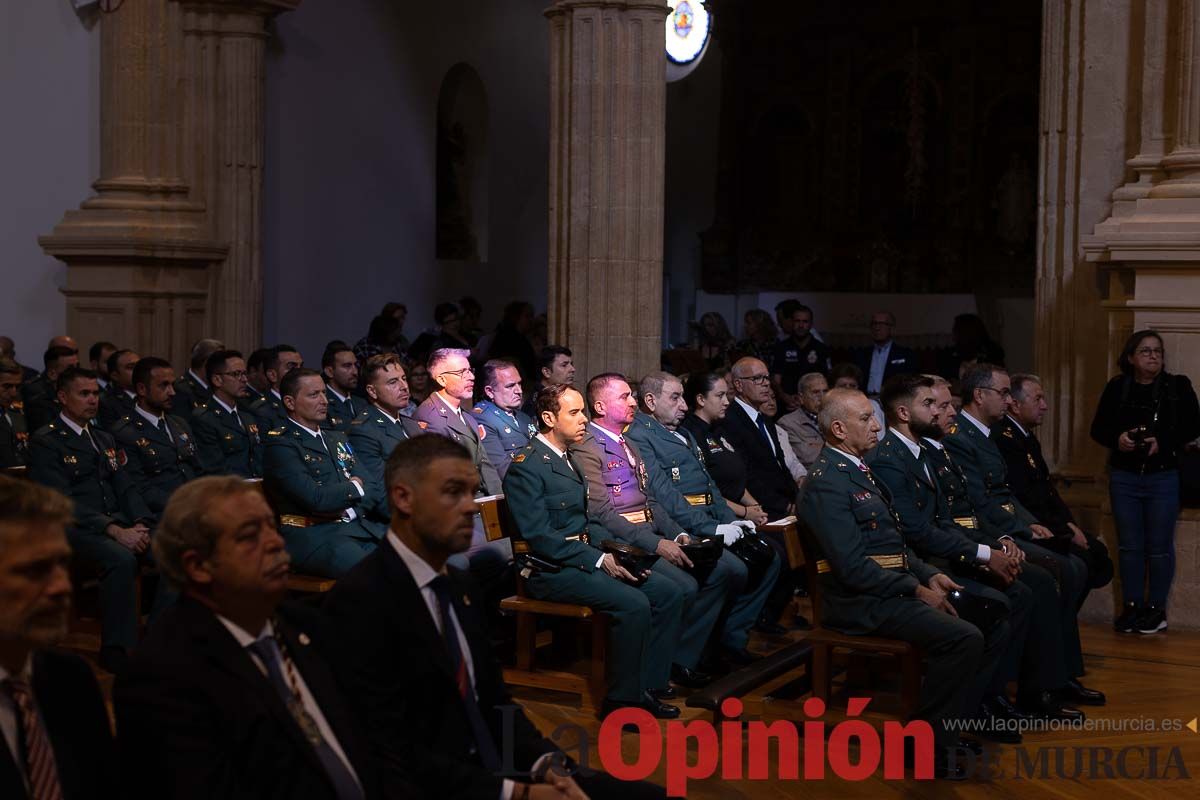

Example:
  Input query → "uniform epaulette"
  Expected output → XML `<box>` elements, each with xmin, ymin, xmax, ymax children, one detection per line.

<box><xmin>417</xmin><ymin>421</ymin><xmax>429</xmax><ymax>429</ymax></box>
<box><xmin>47</xmin><ymin>422</ymin><xmax>57</xmax><ymax>430</ymax></box>
<box><xmin>513</xmin><ymin>453</ymin><xmax>527</xmax><ymax>463</ymax></box>
<box><xmin>350</xmin><ymin>417</ymin><xmax>365</xmax><ymax>427</ymax></box>
<box><xmin>267</xmin><ymin>429</ymin><xmax>283</xmax><ymax>436</ymax></box>
<box><xmin>472</xmin><ymin>406</ymin><xmax>483</xmax><ymax>414</ymax></box>
<box><xmin>948</xmin><ymin>423</ymin><xmax>958</xmax><ymax>434</ymax></box>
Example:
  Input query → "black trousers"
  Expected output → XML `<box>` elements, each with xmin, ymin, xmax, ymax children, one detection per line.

<box><xmin>1021</xmin><ymin>540</ymin><xmax>1087</xmax><ymax>678</ymax></box>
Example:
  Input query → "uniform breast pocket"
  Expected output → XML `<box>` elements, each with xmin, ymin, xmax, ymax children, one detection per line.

<box><xmin>544</xmin><ymin>489</ymin><xmax>579</xmax><ymax>524</ymax></box>
<box><xmin>850</xmin><ymin>496</ymin><xmax>889</xmax><ymax>534</ymax></box>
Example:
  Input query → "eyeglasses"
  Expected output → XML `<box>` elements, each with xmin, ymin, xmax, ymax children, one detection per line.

<box><xmin>438</xmin><ymin>368</ymin><xmax>474</xmax><ymax>379</ymax></box>
<box><xmin>217</xmin><ymin>370</ymin><xmax>248</xmax><ymax>380</ymax></box>
<box><xmin>741</xmin><ymin>374</ymin><xmax>771</xmax><ymax>385</ymax></box>
<box><xmin>979</xmin><ymin>387</ymin><xmax>1012</xmax><ymax>399</ymax></box>
<box><xmin>1135</xmin><ymin>347</ymin><xmax>1164</xmax><ymax>357</ymax></box>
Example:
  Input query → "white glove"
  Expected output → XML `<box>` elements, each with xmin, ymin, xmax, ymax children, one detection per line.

<box><xmin>732</xmin><ymin>519</ymin><xmax>757</xmax><ymax>533</ymax></box>
<box><xmin>715</xmin><ymin>524</ymin><xmax>744</xmax><ymax>546</ymax></box>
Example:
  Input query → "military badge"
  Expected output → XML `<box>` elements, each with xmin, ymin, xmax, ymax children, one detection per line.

<box><xmin>612</xmin><ymin>484</ymin><xmax>622</xmax><ymax>495</ymax></box>
<box><xmin>607</xmin><ymin>460</ymin><xmax>620</xmax><ymax>470</ymax></box>
<box><xmin>418</xmin><ymin>421</ymin><xmax>429</xmax><ymax>430</ymax></box>
<box><xmin>503</xmin><ymin>427</ymin><xmax>512</xmax><ymax>434</ymax></box>
<box><xmin>807</xmin><ymin>351</ymin><xmax>818</xmax><ymax>364</ymax></box>
<box><xmin>513</xmin><ymin>453</ymin><xmax>527</xmax><ymax>463</ymax></box>
<box><xmin>137</xmin><ymin>438</ymin><xmax>151</xmax><ymax>448</ymax></box>
<box><xmin>527</xmin><ymin>423</ymin><xmax>538</xmax><ymax>437</ymax></box>
<box><xmin>63</xmin><ymin>455</ymin><xmax>78</xmax><ymax>465</ymax></box>
<box><xmin>852</xmin><ymin>490</ymin><xmax>873</xmax><ymax>502</ymax></box>
<box><xmin>10</xmin><ymin>400</ymin><xmax>22</xmax><ymax>411</ymax></box>
<box><xmin>721</xmin><ymin>437</ymin><xmax>735</xmax><ymax>452</ymax></box>
<box><xmin>335</xmin><ymin>440</ymin><xmax>355</xmax><ymax>468</ymax></box>
<box><xmin>106</xmin><ymin>448</ymin><xmax>122</xmax><ymax>470</ymax></box>
<box><xmin>15</xmin><ymin>431</ymin><xmax>28</xmax><ymax>448</ymax></box>
<box><xmin>477</xmin><ymin>424</ymin><xmax>487</xmax><ymax>440</ymax></box>
<box><xmin>671</xmin><ymin>466</ymin><xmax>681</xmax><ymax>482</ymax></box>
<box><xmin>1027</xmin><ymin>453</ymin><xmax>1037</xmax><ymax>469</ymax></box>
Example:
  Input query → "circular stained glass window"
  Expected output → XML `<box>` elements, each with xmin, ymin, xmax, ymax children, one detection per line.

<box><xmin>665</xmin><ymin>0</ymin><xmax>711</xmax><ymax>65</ymax></box>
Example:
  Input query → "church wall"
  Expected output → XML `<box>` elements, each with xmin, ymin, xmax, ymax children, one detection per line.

<box><xmin>0</xmin><ymin>4</ymin><xmax>99</xmax><ymax>359</ymax></box>
<box><xmin>262</xmin><ymin>0</ymin><xmax>550</xmax><ymax>360</ymax></box>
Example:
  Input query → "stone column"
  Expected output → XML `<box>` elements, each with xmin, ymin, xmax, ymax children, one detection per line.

<box><xmin>546</xmin><ymin>0</ymin><xmax>670</xmax><ymax>386</ymax></box>
<box><xmin>178</xmin><ymin>1</ymin><xmax>299</xmax><ymax>352</ymax></box>
<box><xmin>39</xmin><ymin>0</ymin><xmax>225</xmax><ymax>367</ymax></box>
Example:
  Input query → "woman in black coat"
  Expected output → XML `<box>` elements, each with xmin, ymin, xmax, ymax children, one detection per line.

<box><xmin>1090</xmin><ymin>330</ymin><xmax>1200</xmax><ymax>634</ymax></box>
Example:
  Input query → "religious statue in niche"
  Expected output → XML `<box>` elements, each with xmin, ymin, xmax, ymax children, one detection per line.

<box><xmin>993</xmin><ymin>151</ymin><xmax>1034</xmax><ymax>255</ymax></box>
<box><xmin>436</xmin><ymin>120</ymin><xmax>478</xmax><ymax>261</ymax></box>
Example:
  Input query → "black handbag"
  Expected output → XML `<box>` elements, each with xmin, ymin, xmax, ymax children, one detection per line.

<box><xmin>601</xmin><ymin>540</ymin><xmax>659</xmax><ymax>585</ymax></box>
<box><xmin>680</xmin><ymin>535</ymin><xmax>724</xmax><ymax>585</ymax></box>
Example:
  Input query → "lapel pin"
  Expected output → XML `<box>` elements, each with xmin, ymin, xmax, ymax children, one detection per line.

<box><xmin>298</xmin><ymin>632</ymin><xmax>311</xmax><ymax>646</ymax></box>
<box><xmin>462</xmin><ymin>595</ymin><xmax>471</xmax><ymax>607</ymax></box>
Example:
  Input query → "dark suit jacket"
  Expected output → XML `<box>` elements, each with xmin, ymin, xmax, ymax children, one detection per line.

<box><xmin>114</xmin><ymin>596</ymin><xmax>381</xmax><ymax>800</ymax></box>
<box><xmin>719</xmin><ymin>399</ymin><xmax>797</xmax><ymax>519</ymax></box>
<box><xmin>993</xmin><ymin>416</ymin><xmax>1074</xmax><ymax>534</ymax></box>
<box><xmin>323</xmin><ymin>543</ymin><xmax>555</xmax><ymax>799</ymax></box>
<box><xmin>853</xmin><ymin>342</ymin><xmax>918</xmax><ymax>392</ymax></box>
<box><xmin>0</xmin><ymin>650</ymin><xmax>116</xmax><ymax>800</ymax></box>
<box><xmin>0</xmin><ymin>407</ymin><xmax>29</xmax><ymax>468</ymax></box>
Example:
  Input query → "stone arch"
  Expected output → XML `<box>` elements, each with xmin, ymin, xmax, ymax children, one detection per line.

<box><xmin>435</xmin><ymin>62</ymin><xmax>489</xmax><ymax>262</ymax></box>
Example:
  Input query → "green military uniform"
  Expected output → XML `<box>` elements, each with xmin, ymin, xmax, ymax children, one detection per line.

<box><xmin>191</xmin><ymin>398</ymin><xmax>263</xmax><ymax>478</ymax></box>
<box><xmin>868</xmin><ymin>429</ymin><xmax>1048</xmax><ymax>703</ymax></box>
<box><xmin>321</xmin><ymin>386</ymin><xmax>361</xmax><ymax>434</ymax></box>
<box><xmin>111</xmin><ymin>410</ymin><xmax>207</xmax><ymax>518</ymax></box>
<box><xmin>263</xmin><ymin>419</ymin><xmax>383</xmax><ymax>578</ymax></box>
<box><xmin>346</xmin><ymin>405</ymin><xmax>425</xmax><ymax>522</ymax></box>
<box><xmin>21</xmin><ymin>374</ymin><xmax>59</xmax><ymax>433</ymax></box>
<box><xmin>926</xmin><ymin>434</ymin><xmax>1089</xmax><ymax>686</ymax></box>
<box><xmin>0</xmin><ymin>403</ymin><xmax>29</xmax><ymax>467</ymax></box>
<box><xmin>623</xmin><ymin>411</ymin><xmax>780</xmax><ymax>653</ymax></box>
<box><xmin>98</xmin><ymin>384</ymin><xmax>137</xmax><ymax>431</ymax></box>
<box><xmin>248</xmin><ymin>391</ymin><xmax>289</xmax><ymax>432</ymax></box>
<box><xmin>171</xmin><ymin>370</ymin><xmax>211</xmax><ymax>426</ymax></box>
<box><xmin>799</xmin><ymin>445</ymin><xmax>1000</xmax><ymax>753</ymax></box>
<box><xmin>502</xmin><ymin>435</ymin><xmax>684</xmax><ymax>703</ymax></box>
<box><xmin>28</xmin><ymin>417</ymin><xmax>155</xmax><ymax>654</ymax></box>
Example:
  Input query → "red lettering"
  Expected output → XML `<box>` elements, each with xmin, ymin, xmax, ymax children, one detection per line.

<box><xmin>720</xmin><ymin>698</ymin><xmax>744</xmax><ymax>779</ymax></box>
<box><xmin>747</xmin><ymin>720</ymin><xmax>800</xmax><ymax>780</ymax></box>
<box><xmin>883</xmin><ymin>719</ymin><xmax>934</xmax><ymax>780</ymax></box>
<box><xmin>802</xmin><ymin>697</ymin><xmax>826</xmax><ymax>779</ymax></box>
<box><xmin>597</xmin><ymin>709</ymin><xmax>661</xmax><ymax>782</ymax></box>
<box><xmin>665</xmin><ymin>720</ymin><xmax>720</xmax><ymax>796</ymax></box>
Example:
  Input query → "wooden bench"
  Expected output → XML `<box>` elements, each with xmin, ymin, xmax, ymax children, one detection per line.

<box><xmin>499</xmin><ymin>538</ymin><xmax>609</xmax><ymax>714</ymax></box>
<box><xmin>797</xmin><ymin>522</ymin><xmax>922</xmax><ymax>717</ymax></box>
<box><xmin>760</xmin><ymin>517</ymin><xmax>805</xmax><ymax>570</ymax></box>
<box><xmin>685</xmin><ymin>640</ymin><xmax>814</xmax><ymax>723</ymax></box>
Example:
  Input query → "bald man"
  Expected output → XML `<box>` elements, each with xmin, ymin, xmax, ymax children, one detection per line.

<box><xmin>799</xmin><ymin>389</ymin><xmax>1003</xmax><ymax>779</ymax></box>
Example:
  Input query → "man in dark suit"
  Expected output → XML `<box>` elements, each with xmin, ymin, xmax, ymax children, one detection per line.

<box><xmin>0</xmin><ymin>475</ymin><xmax>117</xmax><ymax>800</ymax></box>
<box><xmin>854</xmin><ymin>310</ymin><xmax>918</xmax><ymax>397</ymax></box>
<box><xmin>0</xmin><ymin>358</ymin><xmax>30</xmax><ymax>468</ymax></box>
<box><xmin>347</xmin><ymin>354</ymin><xmax>424</xmax><ymax>523</ymax></box>
<box><xmin>324</xmin><ymin>434</ymin><xmax>664</xmax><ymax>799</ymax></box>
<box><xmin>114</xmin><ymin>476</ymin><xmax>381</xmax><ymax>800</ymax></box>
<box><xmin>27</xmin><ymin>367</ymin><xmax>155</xmax><ymax>674</ymax></box>
<box><xmin>172</xmin><ymin>338</ymin><xmax>225</xmax><ymax>427</ymax></box>
<box><xmin>997</xmin><ymin>374</ymin><xmax>1114</xmax><ymax>600</ymax></box>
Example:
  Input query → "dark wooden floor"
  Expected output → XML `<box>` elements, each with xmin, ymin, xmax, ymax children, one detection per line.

<box><xmin>75</xmin><ymin>621</ymin><xmax>1200</xmax><ymax>798</ymax></box>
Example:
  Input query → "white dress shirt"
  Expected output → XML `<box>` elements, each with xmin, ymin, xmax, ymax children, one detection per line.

<box><xmin>57</xmin><ymin>413</ymin><xmax>98</xmax><ymax>452</ymax></box>
<box><xmin>0</xmin><ymin>655</ymin><xmax>35</xmax><ymax>792</ymax></box>
<box><xmin>960</xmin><ymin>410</ymin><xmax>991</xmax><ymax>438</ymax></box>
<box><xmin>776</xmin><ymin>426</ymin><xmax>808</xmax><ymax>482</ymax></box>
<box><xmin>188</xmin><ymin>370</ymin><xmax>209</xmax><ymax>391</ymax></box>
<box><xmin>215</xmin><ymin>616</ymin><xmax>361</xmax><ymax>794</ymax></box>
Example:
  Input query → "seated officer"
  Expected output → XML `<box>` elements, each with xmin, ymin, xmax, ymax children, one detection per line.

<box><xmin>519</xmin><ymin>345</ymin><xmax>576</xmax><ymax>417</ymax></box>
<box><xmin>416</xmin><ymin>348</ymin><xmax>503</xmax><ymax>495</ymax></box>
<box><xmin>172</xmin><ymin>338</ymin><xmax>224</xmax><ymax>425</ymax></box>
<box><xmin>88</xmin><ymin>340</ymin><xmax>117</xmax><ymax>388</ymax></box>
<box><xmin>347</xmin><ymin>354</ymin><xmax>424</xmax><ymax>523</ymax></box>
<box><xmin>22</xmin><ymin>345</ymin><xmax>79</xmax><ymax>433</ymax></box>
<box><xmin>111</xmin><ymin>356</ymin><xmax>207</xmax><ymax>519</ymax></box>
<box><xmin>321</xmin><ymin>342</ymin><xmax>361</xmax><ymax>433</ymax></box>
<box><xmin>869</xmin><ymin>375</ymin><xmax>1041</xmax><ymax>740</ymax></box>
<box><xmin>573</xmin><ymin>373</ymin><xmax>745</xmax><ymax>687</ymax></box>
<box><xmin>502</xmin><ymin>384</ymin><xmax>685</xmax><ymax>718</ymax></box>
<box><xmin>0</xmin><ymin>357</ymin><xmax>30</xmax><ymax>467</ymax></box>
<box><xmin>800</xmin><ymin>388</ymin><xmax>1006</xmax><ymax>778</ymax></box>
<box><xmin>471</xmin><ymin>358</ymin><xmax>536</xmax><ymax>479</ymax></box>
<box><xmin>192</xmin><ymin>349</ymin><xmax>263</xmax><ymax>478</ymax></box>
<box><xmin>244</xmin><ymin>347</ymin><xmax>272</xmax><ymax>407</ymax></box>
<box><xmin>926</xmin><ymin>373</ymin><xmax>1104</xmax><ymax>712</ymax></box>
<box><xmin>27</xmin><ymin>366</ymin><xmax>154</xmax><ymax>674</ymax></box>
<box><xmin>263</xmin><ymin>368</ymin><xmax>383</xmax><ymax>578</ymax></box>
<box><xmin>997</xmin><ymin>373</ymin><xmax>1113</xmax><ymax>601</ymax></box>
<box><xmin>98</xmin><ymin>348</ymin><xmax>139</xmax><ymax>430</ymax></box>
<box><xmin>625</xmin><ymin>370</ymin><xmax>780</xmax><ymax>666</ymax></box>
<box><xmin>249</xmin><ymin>344</ymin><xmax>303</xmax><ymax>431</ymax></box>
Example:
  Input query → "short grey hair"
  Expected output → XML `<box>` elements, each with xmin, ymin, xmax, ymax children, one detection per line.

<box><xmin>817</xmin><ymin>388</ymin><xmax>865</xmax><ymax>435</ymax></box>
<box><xmin>1010</xmin><ymin>373</ymin><xmax>1043</xmax><ymax>402</ymax></box>
<box><xmin>427</xmin><ymin>348</ymin><xmax>471</xmax><ymax>375</ymax></box>
<box><xmin>799</xmin><ymin>372</ymin><xmax>827</xmax><ymax>393</ymax></box>
<box><xmin>189</xmin><ymin>338</ymin><xmax>225</xmax><ymax>370</ymax></box>
<box><xmin>638</xmin><ymin>371</ymin><xmax>678</xmax><ymax>402</ymax></box>
<box><xmin>923</xmin><ymin>374</ymin><xmax>951</xmax><ymax>390</ymax></box>
<box><xmin>153</xmin><ymin>476</ymin><xmax>262</xmax><ymax>590</ymax></box>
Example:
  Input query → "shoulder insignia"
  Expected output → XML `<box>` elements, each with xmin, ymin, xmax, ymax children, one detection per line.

<box><xmin>1002</xmin><ymin>428</ymin><xmax>1015</xmax><ymax>439</ymax></box>
<box><xmin>513</xmin><ymin>453</ymin><xmax>526</xmax><ymax>463</ymax></box>
<box><xmin>472</xmin><ymin>406</ymin><xmax>483</xmax><ymax>414</ymax></box>
<box><xmin>267</xmin><ymin>429</ymin><xmax>283</xmax><ymax>436</ymax></box>
<box><xmin>948</xmin><ymin>423</ymin><xmax>958</xmax><ymax>434</ymax></box>
<box><xmin>417</xmin><ymin>421</ymin><xmax>429</xmax><ymax>429</ymax></box>
<box><xmin>10</xmin><ymin>400</ymin><xmax>22</xmax><ymax>411</ymax></box>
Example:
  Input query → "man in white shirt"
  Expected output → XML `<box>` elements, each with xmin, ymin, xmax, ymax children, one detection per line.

<box><xmin>114</xmin><ymin>476</ymin><xmax>378</xmax><ymax>800</ymax></box>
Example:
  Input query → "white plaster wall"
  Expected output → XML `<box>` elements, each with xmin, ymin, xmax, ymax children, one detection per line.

<box><xmin>0</xmin><ymin>2</ymin><xmax>99</xmax><ymax>364</ymax></box>
<box><xmin>262</xmin><ymin>0</ymin><xmax>550</xmax><ymax>361</ymax></box>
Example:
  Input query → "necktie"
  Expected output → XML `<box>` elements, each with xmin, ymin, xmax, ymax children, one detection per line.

<box><xmin>3</xmin><ymin>678</ymin><xmax>64</xmax><ymax>800</ymax></box>
<box><xmin>616</xmin><ymin>434</ymin><xmax>637</xmax><ymax>466</ymax></box>
<box><xmin>428</xmin><ymin>576</ymin><xmax>502</xmax><ymax>771</ymax></box>
<box><xmin>232</xmin><ymin>409</ymin><xmax>245</xmax><ymax>431</ymax></box>
<box><xmin>81</xmin><ymin>426</ymin><xmax>99</xmax><ymax>453</ymax></box>
<box><xmin>755</xmin><ymin>413</ymin><xmax>776</xmax><ymax>455</ymax></box>
<box><xmin>245</xmin><ymin>637</ymin><xmax>364</xmax><ymax>800</ymax></box>
<box><xmin>156</xmin><ymin>416</ymin><xmax>173</xmax><ymax>442</ymax></box>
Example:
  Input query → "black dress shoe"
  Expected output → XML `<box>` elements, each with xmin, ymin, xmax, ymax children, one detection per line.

<box><xmin>722</xmin><ymin>646</ymin><xmax>762</xmax><ymax>666</ymax></box>
<box><xmin>1060</xmin><ymin>678</ymin><xmax>1106</xmax><ymax>706</ymax></box>
<box><xmin>601</xmin><ymin>691</ymin><xmax>681</xmax><ymax>720</ymax></box>
<box><xmin>649</xmin><ymin>686</ymin><xmax>677</xmax><ymax>700</ymax></box>
<box><xmin>670</xmin><ymin>664</ymin><xmax>712</xmax><ymax>689</ymax></box>
<box><xmin>975</xmin><ymin>706</ymin><xmax>1022</xmax><ymax>744</ymax></box>
<box><xmin>984</xmin><ymin>693</ymin><xmax>1030</xmax><ymax>722</ymax></box>
<box><xmin>1017</xmin><ymin>691</ymin><xmax>1085</xmax><ymax>723</ymax></box>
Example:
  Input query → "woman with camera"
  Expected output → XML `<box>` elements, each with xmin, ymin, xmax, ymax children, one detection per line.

<box><xmin>1090</xmin><ymin>330</ymin><xmax>1200</xmax><ymax>634</ymax></box>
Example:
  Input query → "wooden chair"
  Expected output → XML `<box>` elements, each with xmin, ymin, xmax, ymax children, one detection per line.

<box><xmin>496</xmin><ymin>523</ymin><xmax>609</xmax><ymax>713</ymax></box>
<box><xmin>249</xmin><ymin>479</ymin><xmax>338</xmax><ymax>596</ymax></box>
<box><xmin>797</xmin><ymin>523</ymin><xmax>922</xmax><ymax>717</ymax></box>
<box><xmin>760</xmin><ymin>517</ymin><xmax>805</xmax><ymax>570</ymax></box>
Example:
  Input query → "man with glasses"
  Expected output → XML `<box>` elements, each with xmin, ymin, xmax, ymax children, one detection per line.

<box><xmin>415</xmin><ymin>348</ymin><xmax>502</xmax><ymax>496</ymax></box>
<box><xmin>192</xmin><ymin>349</ymin><xmax>263</xmax><ymax>478</ymax></box>
<box><xmin>944</xmin><ymin>364</ymin><xmax>1104</xmax><ymax>711</ymax></box>
<box><xmin>854</xmin><ymin>310</ymin><xmax>916</xmax><ymax>397</ymax></box>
